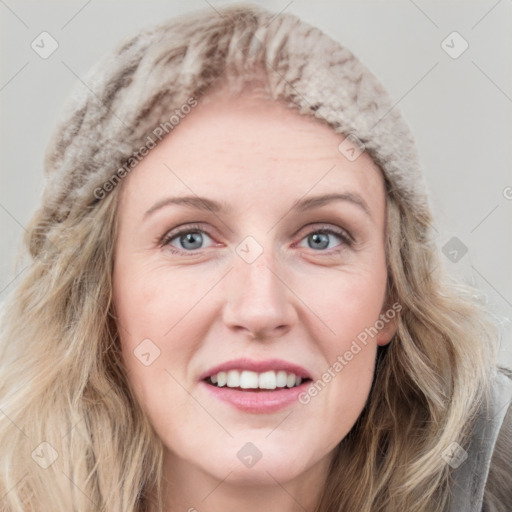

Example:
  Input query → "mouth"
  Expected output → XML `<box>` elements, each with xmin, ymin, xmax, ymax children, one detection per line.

<box><xmin>199</xmin><ymin>359</ymin><xmax>313</xmax><ymax>413</ymax></box>
<box><xmin>204</xmin><ymin>369</ymin><xmax>311</xmax><ymax>391</ymax></box>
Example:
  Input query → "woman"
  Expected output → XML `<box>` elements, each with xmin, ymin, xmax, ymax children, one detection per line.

<box><xmin>0</xmin><ymin>4</ymin><xmax>510</xmax><ymax>511</ymax></box>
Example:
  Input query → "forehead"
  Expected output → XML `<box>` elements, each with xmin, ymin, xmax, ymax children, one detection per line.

<box><xmin>118</xmin><ymin>90</ymin><xmax>386</xmax><ymax>221</ymax></box>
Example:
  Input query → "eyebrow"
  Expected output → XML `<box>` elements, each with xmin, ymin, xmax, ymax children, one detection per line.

<box><xmin>144</xmin><ymin>192</ymin><xmax>371</xmax><ymax>219</ymax></box>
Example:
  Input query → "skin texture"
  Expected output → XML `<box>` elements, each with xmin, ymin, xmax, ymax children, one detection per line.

<box><xmin>112</xmin><ymin>87</ymin><xmax>396</xmax><ymax>511</ymax></box>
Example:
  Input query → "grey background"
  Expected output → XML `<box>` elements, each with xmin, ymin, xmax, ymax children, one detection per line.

<box><xmin>1</xmin><ymin>0</ymin><xmax>511</xmax><ymax>365</ymax></box>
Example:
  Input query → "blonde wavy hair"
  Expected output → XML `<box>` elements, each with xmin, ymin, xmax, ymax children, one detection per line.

<box><xmin>0</xmin><ymin>4</ymin><xmax>503</xmax><ymax>511</ymax></box>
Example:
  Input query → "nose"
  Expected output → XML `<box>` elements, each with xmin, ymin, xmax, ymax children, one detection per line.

<box><xmin>222</xmin><ymin>252</ymin><xmax>298</xmax><ymax>340</ymax></box>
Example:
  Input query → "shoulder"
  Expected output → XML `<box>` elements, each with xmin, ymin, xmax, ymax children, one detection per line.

<box><xmin>449</xmin><ymin>366</ymin><xmax>512</xmax><ymax>512</ymax></box>
<box><xmin>483</xmin><ymin>367</ymin><xmax>512</xmax><ymax>512</ymax></box>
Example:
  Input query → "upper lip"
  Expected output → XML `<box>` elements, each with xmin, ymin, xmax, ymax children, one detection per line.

<box><xmin>199</xmin><ymin>358</ymin><xmax>312</xmax><ymax>381</ymax></box>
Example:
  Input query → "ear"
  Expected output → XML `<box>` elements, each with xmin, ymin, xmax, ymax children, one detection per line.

<box><xmin>376</xmin><ymin>301</ymin><xmax>400</xmax><ymax>347</ymax></box>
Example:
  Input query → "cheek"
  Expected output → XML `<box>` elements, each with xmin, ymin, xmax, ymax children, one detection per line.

<box><xmin>314</xmin><ymin>346</ymin><xmax>377</xmax><ymax>453</ymax></box>
<box><xmin>113</xmin><ymin>262</ymin><xmax>198</xmax><ymax>344</ymax></box>
<box><xmin>112</xmin><ymin>264</ymin><xmax>212</xmax><ymax>424</ymax></box>
<box><xmin>113</xmin><ymin>266</ymin><xmax>172</xmax><ymax>399</ymax></box>
<box><xmin>301</xmin><ymin>263</ymin><xmax>388</xmax><ymax>345</ymax></box>
<box><xmin>295</xmin><ymin>264</ymin><xmax>386</xmax><ymax>437</ymax></box>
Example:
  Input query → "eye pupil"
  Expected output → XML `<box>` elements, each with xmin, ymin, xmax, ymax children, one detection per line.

<box><xmin>308</xmin><ymin>232</ymin><xmax>329</xmax><ymax>250</ymax></box>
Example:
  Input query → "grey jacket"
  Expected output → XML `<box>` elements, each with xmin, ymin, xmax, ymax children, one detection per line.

<box><xmin>450</xmin><ymin>367</ymin><xmax>512</xmax><ymax>511</ymax></box>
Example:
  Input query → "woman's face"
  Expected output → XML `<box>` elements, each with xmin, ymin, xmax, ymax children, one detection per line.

<box><xmin>113</xmin><ymin>88</ymin><xmax>395</xmax><ymax>491</ymax></box>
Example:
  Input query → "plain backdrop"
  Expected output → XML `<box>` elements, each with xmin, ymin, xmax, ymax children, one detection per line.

<box><xmin>1</xmin><ymin>0</ymin><xmax>511</xmax><ymax>366</ymax></box>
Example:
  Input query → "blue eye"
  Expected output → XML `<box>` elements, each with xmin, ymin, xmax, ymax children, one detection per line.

<box><xmin>160</xmin><ymin>224</ymin><xmax>353</xmax><ymax>255</ymax></box>
<box><xmin>161</xmin><ymin>225</ymin><xmax>214</xmax><ymax>253</ymax></box>
<box><xmin>298</xmin><ymin>228</ymin><xmax>352</xmax><ymax>251</ymax></box>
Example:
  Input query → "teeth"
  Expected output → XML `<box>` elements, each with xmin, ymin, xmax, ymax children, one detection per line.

<box><xmin>227</xmin><ymin>370</ymin><xmax>239</xmax><ymax>387</ymax></box>
<box><xmin>239</xmin><ymin>371</ymin><xmax>259</xmax><ymax>389</ymax></box>
<box><xmin>217</xmin><ymin>371</ymin><xmax>227</xmax><ymax>387</ymax></box>
<box><xmin>208</xmin><ymin>369</ymin><xmax>305</xmax><ymax>390</ymax></box>
<box><xmin>276</xmin><ymin>370</ymin><xmax>288</xmax><ymax>388</ymax></box>
<box><xmin>259</xmin><ymin>370</ymin><xmax>276</xmax><ymax>389</ymax></box>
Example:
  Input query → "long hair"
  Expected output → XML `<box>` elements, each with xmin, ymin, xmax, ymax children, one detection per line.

<box><xmin>315</xmin><ymin>189</ymin><xmax>499</xmax><ymax>511</ymax></box>
<box><xmin>0</xmin><ymin>4</ymin><xmax>501</xmax><ymax>511</ymax></box>
<box><xmin>0</xmin><ymin>187</ymin><xmax>164</xmax><ymax>511</ymax></box>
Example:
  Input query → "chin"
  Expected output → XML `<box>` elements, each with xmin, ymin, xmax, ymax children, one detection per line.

<box><xmin>211</xmin><ymin>458</ymin><xmax>307</xmax><ymax>486</ymax></box>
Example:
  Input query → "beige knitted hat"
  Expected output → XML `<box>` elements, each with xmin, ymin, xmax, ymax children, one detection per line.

<box><xmin>36</xmin><ymin>3</ymin><xmax>430</xmax><ymax>248</ymax></box>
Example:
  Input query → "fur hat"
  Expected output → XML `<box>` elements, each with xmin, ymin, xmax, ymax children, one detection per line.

<box><xmin>36</xmin><ymin>3</ymin><xmax>431</xmax><ymax>246</ymax></box>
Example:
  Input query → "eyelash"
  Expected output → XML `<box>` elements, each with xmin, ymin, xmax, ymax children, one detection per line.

<box><xmin>158</xmin><ymin>223</ymin><xmax>354</xmax><ymax>256</ymax></box>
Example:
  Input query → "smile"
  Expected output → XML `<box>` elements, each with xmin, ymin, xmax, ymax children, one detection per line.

<box><xmin>200</xmin><ymin>358</ymin><xmax>313</xmax><ymax>413</ymax></box>
<box><xmin>207</xmin><ymin>369</ymin><xmax>305</xmax><ymax>389</ymax></box>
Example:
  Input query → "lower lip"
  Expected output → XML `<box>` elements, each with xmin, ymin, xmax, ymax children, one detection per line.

<box><xmin>200</xmin><ymin>380</ymin><xmax>310</xmax><ymax>413</ymax></box>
